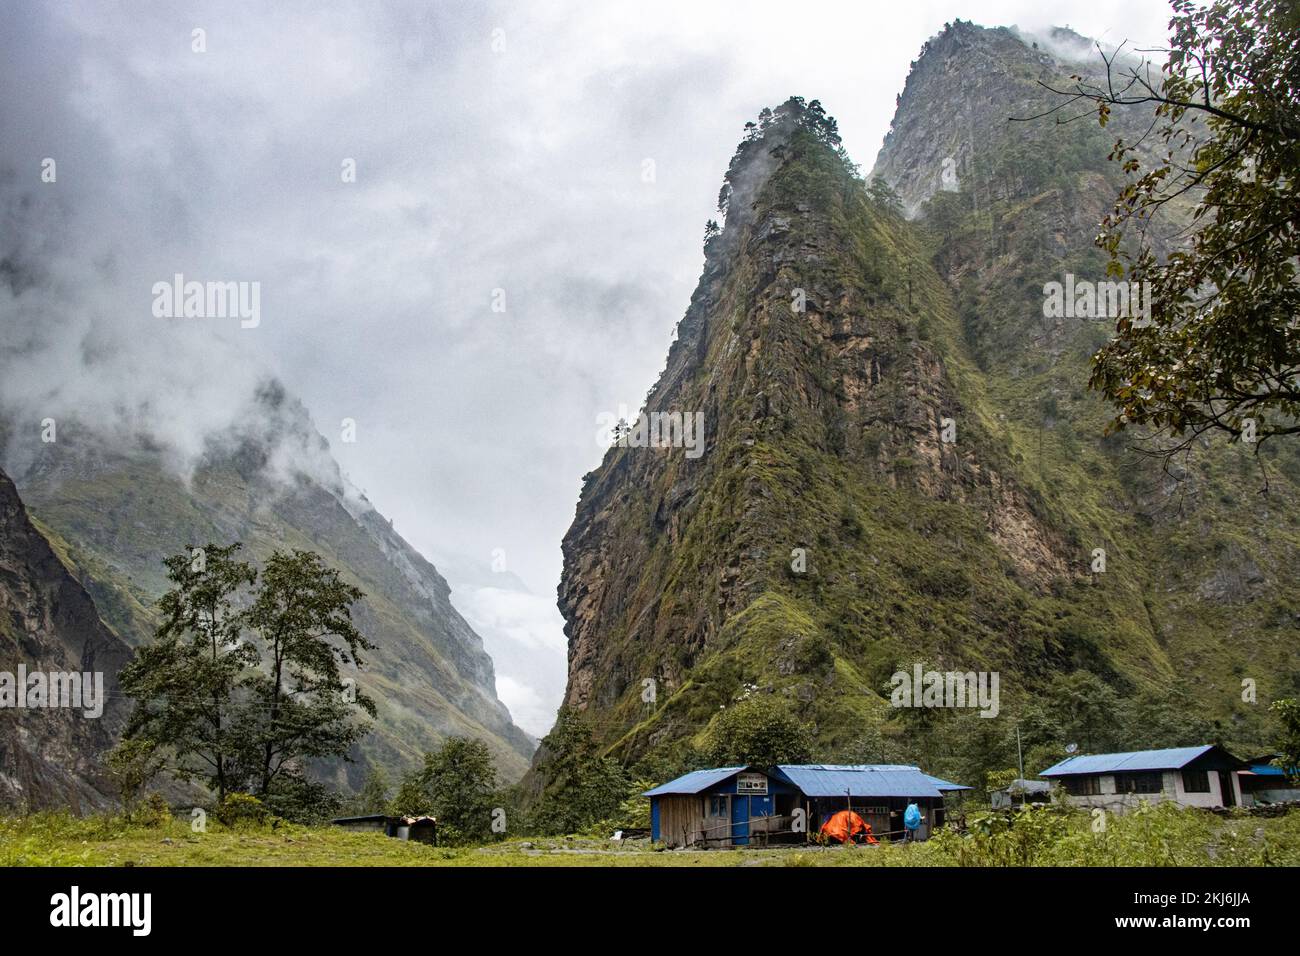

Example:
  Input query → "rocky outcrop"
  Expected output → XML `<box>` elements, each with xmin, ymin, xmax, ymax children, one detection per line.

<box><xmin>547</xmin><ymin>98</ymin><xmax>1086</xmax><ymax>769</ymax></box>
<box><xmin>0</xmin><ymin>467</ymin><xmax>132</xmax><ymax>810</ymax></box>
<box><xmin>540</xmin><ymin>25</ymin><xmax>1300</xmax><ymax>774</ymax></box>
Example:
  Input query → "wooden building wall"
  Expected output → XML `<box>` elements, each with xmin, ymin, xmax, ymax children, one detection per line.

<box><xmin>657</xmin><ymin>795</ymin><xmax>709</xmax><ymax>848</ymax></box>
<box><xmin>654</xmin><ymin>779</ymin><xmax>954</xmax><ymax>847</ymax></box>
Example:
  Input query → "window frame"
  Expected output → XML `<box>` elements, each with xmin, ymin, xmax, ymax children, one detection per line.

<box><xmin>1181</xmin><ymin>769</ymin><xmax>1210</xmax><ymax>793</ymax></box>
<box><xmin>1063</xmin><ymin>775</ymin><xmax>1101</xmax><ymax>796</ymax></box>
<box><xmin>1115</xmin><ymin>771</ymin><xmax>1164</xmax><ymax>795</ymax></box>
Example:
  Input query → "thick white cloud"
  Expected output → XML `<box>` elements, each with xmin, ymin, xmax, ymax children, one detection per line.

<box><xmin>451</xmin><ymin>584</ymin><xmax>568</xmax><ymax>736</ymax></box>
<box><xmin>0</xmin><ymin>0</ymin><xmax>1174</xmax><ymax>733</ymax></box>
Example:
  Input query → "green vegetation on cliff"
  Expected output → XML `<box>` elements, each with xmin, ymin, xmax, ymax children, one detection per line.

<box><xmin>543</xmin><ymin>46</ymin><xmax>1299</xmax><ymax>797</ymax></box>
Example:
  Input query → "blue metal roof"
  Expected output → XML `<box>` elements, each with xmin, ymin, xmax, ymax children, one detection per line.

<box><xmin>1039</xmin><ymin>745</ymin><xmax>1216</xmax><ymax>777</ymax></box>
<box><xmin>1247</xmin><ymin>764</ymin><xmax>1286</xmax><ymax>776</ymax></box>
<box><xmin>644</xmin><ymin>764</ymin><xmax>970</xmax><ymax>798</ymax></box>
<box><xmin>1243</xmin><ymin>754</ymin><xmax>1293</xmax><ymax>777</ymax></box>
<box><xmin>774</xmin><ymin>765</ymin><xmax>969</xmax><ymax>798</ymax></box>
<box><xmin>642</xmin><ymin>767</ymin><xmax>746</xmax><ymax>796</ymax></box>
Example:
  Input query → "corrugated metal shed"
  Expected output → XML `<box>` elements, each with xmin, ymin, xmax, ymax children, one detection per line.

<box><xmin>1039</xmin><ymin>745</ymin><xmax>1215</xmax><ymax>777</ymax></box>
<box><xmin>1243</xmin><ymin>754</ymin><xmax>1290</xmax><ymax>777</ymax></box>
<box><xmin>773</xmin><ymin>764</ymin><xmax>969</xmax><ymax>798</ymax></box>
<box><xmin>1244</xmin><ymin>763</ymin><xmax>1286</xmax><ymax>777</ymax></box>
<box><xmin>642</xmin><ymin>766</ymin><xmax>746</xmax><ymax>796</ymax></box>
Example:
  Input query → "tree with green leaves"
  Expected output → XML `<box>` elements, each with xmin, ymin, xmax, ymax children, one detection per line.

<box><xmin>401</xmin><ymin>737</ymin><xmax>500</xmax><ymax>843</ymax></box>
<box><xmin>389</xmin><ymin>768</ymin><xmax>430</xmax><ymax>817</ymax></box>
<box><xmin>535</xmin><ymin>710</ymin><xmax>630</xmax><ymax>834</ymax></box>
<box><xmin>1114</xmin><ymin>684</ymin><xmax>1216</xmax><ymax>750</ymax></box>
<box><xmin>120</xmin><ymin>543</ymin><xmax>375</xmax><ymax>804</ymax></box>
<box><xmin>1045</xmin><ymin>0</ymin><xmax>1300</xmax><ymax>452</ymax></box>
<box><xmin>718</xmin><ymin>97</ymin><xmax>856</xmax><ymax>223</ymax></box>
<box><xmin>118</xmin><ymin>543</ymin><xmax>257</xmax><ymax>800</ymax></box>
<box><xmin>240</xmin><ymin>549</ymin><xmax>376</xmax><ymax>796</ymax></box>
<box><xmin>986</xmin><ymin>768</ymin><xmax>1021</xmax><ymax>792</ymax></box>
<box><xmin>105</xmin><ymin>738</ymin><xmax>165</xmax><ymax>812</ymax></box>
<box><xmin>1271</xmin><ymin>698</ymin><xmax>1300</xmax><ymax>784</ymax></box>
<box><xmin>867</xmin><ymin>176</ymin><xmax>904</xmax><ymax>217</ymax></box>
<box><xmin>350</xmin><ymin>766</ymin><xmax>391</xmax><ymax>816</ymax></box>
<box><xmin>705</xmin><ymin>694</ymin><xmax>813</xmax><ymax>767</ymax></box>
<box><xmin>1019</xmin><ymin>670</ymin><xmax>1122</xmax><ymax>755</ymax></box>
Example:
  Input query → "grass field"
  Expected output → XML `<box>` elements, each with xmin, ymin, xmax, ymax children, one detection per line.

<box><xmin>3</xmin><ymin>805</ymin><xmax>1299</xmax><ymax>867</ymax></box>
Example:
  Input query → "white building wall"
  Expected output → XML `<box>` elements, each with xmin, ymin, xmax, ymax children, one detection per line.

<box><xmin>1059</xmin><ymin>768</ymin><xmax>1242</xmax><ymax>815</ymax></box>
<box><xmin>1171</xmin><ymin>768</ymin><xmax>1220</xmax><ymax>808</ymax></box>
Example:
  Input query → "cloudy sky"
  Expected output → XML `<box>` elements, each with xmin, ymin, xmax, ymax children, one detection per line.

<box><xmin>0</xmin><ymin>0</ymin><xmax>1174</xmax><ymax>734</ymax></box>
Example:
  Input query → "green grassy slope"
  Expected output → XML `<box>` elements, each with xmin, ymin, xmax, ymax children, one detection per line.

<box><xmin>5</xmin><ymin>805</ymin><xmax>1297</xmax><ymax>867</ymax></box>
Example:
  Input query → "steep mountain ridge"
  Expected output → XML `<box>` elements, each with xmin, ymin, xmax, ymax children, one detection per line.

<box><xmin>1</xmin><ymin>382</ymin><xmax>534</xmax><ymax>789</ymax></box>
<box><xmin>0</xmin><ymin>467</ymin><xmax>132</xmax><ymax>810</ymax></box>
<box><xmin>872</xmin><ymin>20</ymin><xmax>1300</xmax><ymax>717</ymax></box>
<box><xmin>542</xmin><ymin>24</ymin><xmax>1300</xmax><ymax>785</ymax></box>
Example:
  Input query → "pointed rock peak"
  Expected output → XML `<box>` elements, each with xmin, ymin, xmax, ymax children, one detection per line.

<box><xmin>714</xmin><ymin>97</ymin><xmax>854</xmax><ymax>237</ymax></box>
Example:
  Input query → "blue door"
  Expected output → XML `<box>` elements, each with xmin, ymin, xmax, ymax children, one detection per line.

<box><xmin>750</xmin><ymin>793</ymin><xmax>772</xmax><ymax>844</ymax></box>
<box><xmin>731</xmin><ymin>792</ymin><xmax>774</xmax><ymax>846</ymax></box>
<box><xmin>731</xmin><ymin>795</ymin><xmax>749</xmax><ymax>845</ymax></box>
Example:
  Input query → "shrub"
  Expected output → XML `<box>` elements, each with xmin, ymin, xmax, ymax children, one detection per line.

<box><xmin>262</xmin><ymin>774</ymin><xmax>343</xmax><ymax>826</ymax></box>
<box><xmin>132</xmin><ymin>792</ymin><xmax>171</xmax><ymax>828</ymax></box>
<box><xmin>215</xmin><ymin>792</ymin><xmax>268</xmax><ymax>828</ymax></box>
<box><xmin>706</xmin><ymin>695</ymin><xmax>813</xmax><ymax>766</ymax></box>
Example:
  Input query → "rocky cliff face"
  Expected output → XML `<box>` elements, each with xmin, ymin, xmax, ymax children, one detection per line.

<box><xmin>2</xmin><ymin>382</ymin><xmax>534</xmax><ymax>789</ymax></box>
<box><xmin>545</xmin><ymin>25</ymin><xmax>1300</xmax><ymax>776</ymax></box>
<box><xmin>873</xmin><ymin>24</ymin><xmax>1111</xmax><ymax>218</ymax></box>
<box><xmin>872</xmin><ymin>21</ymin><xmax>1300</xmax><ymax>697</ymax></box>
<box><xmin>0</xmin><ymin>467</ymin><xmax>132</xmax><ymax>810</ymax></box>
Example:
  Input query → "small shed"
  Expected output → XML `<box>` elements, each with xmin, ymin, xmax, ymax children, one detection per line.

<box><xmin>1237</xmin><ymin>754</ymin><xmax>1300</xmax><ymax>806</ymax></box>
<box><xmin>644</xmin><ymin>764</ymin><xmax>969</xmax><ymax>848</ymax></box>
<box><xmin>990</xmin><ymin>778</ymin><xmax>1053</xmax><ymax>809</ymax></box>
<box><xmin>331</xmin><ymin>814</ymin><xmax>438</xmax><ymax>844</ymax></box>
<box><xmin>331</xmin><ymin>814</ymin><xmax>390</xmax><ymax>834</ymax></box>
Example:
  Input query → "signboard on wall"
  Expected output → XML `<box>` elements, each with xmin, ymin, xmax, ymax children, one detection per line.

<box><xmin>736</xmin><ymin>773</ymin><xmax>768</xmax><ymax>794</ymax></box>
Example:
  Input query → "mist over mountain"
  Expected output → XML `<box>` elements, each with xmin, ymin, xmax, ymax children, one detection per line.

<box><xmin>0</xmin><ymin>380</ymin><xmax>535</xmax><ymax>792</ymax></box>
<box><xmin>4</xmin><ymin>2</ymin><xmax>1290</xmax><ymax>821</ymax></box>
<box><xmin>0</xmin><ymin>4</ymin><xmax>544</xmax><ymax>791</ymax></box>
<box><xmin>427</xmin><ymin>548</ymin><xmax>566</xmax><ymax>738</ymax></box>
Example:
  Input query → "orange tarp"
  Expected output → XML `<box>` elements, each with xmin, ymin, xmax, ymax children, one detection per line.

<box><xmin>819</xmin><ymin>809</ymin><xmax>879</xmax><ymax>844</ymax></box>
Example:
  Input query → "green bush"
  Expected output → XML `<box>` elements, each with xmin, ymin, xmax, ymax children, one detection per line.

<box><xmin>215</xmin><ymin>793</ymin><xmax>268</xmax><ymax>829</ymax></box>
<box><xmin>262</xmin><ymin>774</ymin><xmax>343</xmax><ymax>826</ymax></box>
<box><xmin>931</xmin><ymin>802</ymin><xmax>1300</xmax><ymax>867</ymax></box>
<box><xmin>131</xmin><ymin>793</ymin><xmax>171</xmax><ymax>828</ymax></box>
<box><xmin>706</xmin><ymin>695</ymin><xmax>813</xmax><ymax>766</ymax></box>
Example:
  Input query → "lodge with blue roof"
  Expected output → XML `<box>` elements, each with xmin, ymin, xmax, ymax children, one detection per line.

<box><xmin>644</xmin><ymin>764</ymin><xmax>969</xmax><ymax>847</ymax></box>
<box><xmin>644</xmin><ymin>747</ymin><xmax>1298</xmax><ymax>847</ymax></box>
<box><xmin>1039</xmin><ymin>745</ymin><xmax>1247</xmax><ymax>812</ymax></box>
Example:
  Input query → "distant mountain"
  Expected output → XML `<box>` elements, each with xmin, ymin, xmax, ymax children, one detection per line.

<box><xmin>0</xmin><ymin>466</ymin><xmax>132</xmax><ymax>810</ymax></box>
<box><xmin>428</xmin><ymin>549</ymin><xmax>565</xmax><ymax>739</ymax></box>
<box><xmin>1</xmin><ymin>380</ymin><xmax>534</xmax><ymax>791</ymax></box>
<box><xmin>534</xmin><ymin>22</ymin><xmax>1300</xmax><ymax>783</ymax></box>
